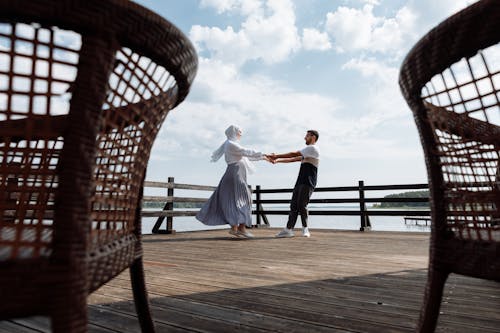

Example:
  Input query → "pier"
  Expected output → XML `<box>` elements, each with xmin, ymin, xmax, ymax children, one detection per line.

<box><xmin>2</xmin><ymin>228</ymin><xmax>499</xmax><ymax>332</ymax></box>
<box><xmin>404</xmin><ymin>216</ymin><xmax>431</xmax><ymax>227</ymax></box>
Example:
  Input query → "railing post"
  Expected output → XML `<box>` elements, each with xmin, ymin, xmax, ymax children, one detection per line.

<box><xmin>151</xmin><ymin>176</ymin><xmax>175</xmax><ymax>234</ymax></box>
<box><xmin>359</xmin><ymin>180</ymin><xmax>371</xmax><ymax>231</ymax></box>
<box><xmin>166</xmin><ymin>176</ymin><xmax>175</xmax><ymax>234</ymax></box>
<box><xmin>255</xmin><ymin>185</ymin><xmax>261</xmax><ymax>226</ymax></box>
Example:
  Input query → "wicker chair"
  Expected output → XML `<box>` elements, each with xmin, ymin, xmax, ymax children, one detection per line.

<box><xmin>399</xmin><ymin>0</ymin><xmax>499</xmax><ymax>331</ymax></box>
<box><xmin>0</xmin><ymin>0</ymin><xmax>197</xmax><ymax>332</ymax></box>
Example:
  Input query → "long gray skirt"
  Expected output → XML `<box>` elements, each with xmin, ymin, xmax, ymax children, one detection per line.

<box><xmin>196</xmin><ymin>161</ymin><xmax>252</xmax><ymax>227</ymax></box>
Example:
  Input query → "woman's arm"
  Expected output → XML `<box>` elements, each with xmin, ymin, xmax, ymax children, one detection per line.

<box><xmin>227</xmin><ymin>141</ymin><xmax>265</xmax><ymax>160</ymax></box>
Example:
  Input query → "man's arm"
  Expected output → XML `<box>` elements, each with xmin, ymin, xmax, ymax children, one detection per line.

<box><xmin>273</xmin><ymin>156</ymin><xmax>302</xmax><ymax>164</ymax></box>
<box><xmin>271</xmin><ymin>151</ymin><xmax>301</xmax><ymax>159</ymax></box>
<box><xmin>266</xmin><ymin>151</ymin><xmax>302</xmax><ymax>164</ymax></box>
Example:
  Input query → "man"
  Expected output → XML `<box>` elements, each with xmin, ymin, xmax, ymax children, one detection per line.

<box><xmin>268</xmin><ymin>130</ymin><xmax>320</xmax><ymax>238</ymax></box>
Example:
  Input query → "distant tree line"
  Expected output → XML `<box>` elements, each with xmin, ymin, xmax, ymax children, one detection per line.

<box><xmin>142</xmin><ymin>201</ymin><xmax>203</xmax><ymax>209</ymax></box>
<box><xmin>372</xmin><ymin>190</ymin><xmax>429</xmax><ymax>208</ymax></box>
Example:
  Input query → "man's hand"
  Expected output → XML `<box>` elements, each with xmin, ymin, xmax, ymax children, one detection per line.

<box><xmin>265</xmin><ymin>153</ymin><xmax>277</xmax><ymax>164</ymax></box>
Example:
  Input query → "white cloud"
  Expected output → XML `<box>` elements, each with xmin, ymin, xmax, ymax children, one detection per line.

<box><xmin>152</xmin><ymin>57</ymin><xmax>342</xmax><ymax>161</ymax></box>
<box><xmin>190</xmin><ymin>25</ymin><xmax>251</xmax><ymax>66</ymax></box>
<box><xmin>200</xmin><ymin>0</ymin><xmax>262</xmax><ymax>16</ymax></box>
<box><xmin>342</xmin><ymin>57</ymin><xmax>397</xmax><ymax>82</ymax></box>
<box><xmin>340</xmin><ymin>57</ymin><xmax>412</xmax><ymax>136</ymax></box>
<box><xmin>325</xmin><ymin>4</ymin><xmax>417</xmax><ymax>56</ymax></box>
<box><xmin>325</xmin><ymin>5</ymin><xmax>373</xmax><ymax>53</ymax></box>
<box><xmin>152</xmin><ymin>55</ymin><xmax>421</xmax><ymax>168</ymax></box>
<box><xmin>199</xmin><ymin>0</ymin><xmax>239</xmax><ymax>13</ymax></box>
<box><xmin>301</xmin><ymin>28</ymin><xmax>331</xmax><ymax>51</ymax></box>
<box><xmin>191</xmin><ymin>0</ymin><xmax>300</xmax><ymax>66</ymax></box>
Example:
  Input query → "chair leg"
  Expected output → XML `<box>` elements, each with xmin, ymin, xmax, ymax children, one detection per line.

<box><xmin>417</xmin><ymin>268</ymin><xmax>449</xmax><ymax>333</ymax></box>
<box><xmin>51</xmin><ymin>292</ymin><xmax>87</xmax><ymax>333</ymax></box>
<box><xmin>130</xmin><ymin>257</ymin><xmax>156</xmax><ymax>332</ymax></box>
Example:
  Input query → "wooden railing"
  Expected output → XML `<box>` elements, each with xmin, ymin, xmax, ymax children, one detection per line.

<box><xmin>142</xmin><ymin>177</ymin><xmax>215</xmax><ymax>234</ymax></box>
<box><xmin>254</xmin><ymin>181</ymin><xmax>430</xmax><ymax>231</ymax></box>
<box><xmin>142</xmin><ymin>178</ymin><xmax>430</xmax><ymax>234</ymax></box>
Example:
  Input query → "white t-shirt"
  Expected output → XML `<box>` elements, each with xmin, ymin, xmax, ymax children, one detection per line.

<box><xmin>300</xmin><ymin>145</ymin><xmax>320</xmax><ymax>167</ymax></box>
<box><xmin>301</xmin><ymin>145</ymin><xmax>320</xmax><ymax>158</ymax></box>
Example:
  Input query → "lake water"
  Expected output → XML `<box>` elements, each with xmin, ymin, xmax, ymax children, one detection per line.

<box><xmin>141</xmin><ymin>206</ymin><xmax>431</xmax><ymax>234</ymax></box>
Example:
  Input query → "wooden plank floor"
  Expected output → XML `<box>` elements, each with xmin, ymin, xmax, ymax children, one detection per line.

<box><xmin>2</xmin><ymin>228</ymin><xmax>499</xmax><ymax>332</ymax></box>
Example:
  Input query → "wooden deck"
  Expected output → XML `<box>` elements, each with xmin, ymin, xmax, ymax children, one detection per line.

<box><xmin>2</xmin><ymin>229</ymin><xmax>499</xmax><ymax>332</ymax></box>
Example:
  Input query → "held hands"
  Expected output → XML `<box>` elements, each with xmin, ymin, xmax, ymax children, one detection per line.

<box><xmin>264</xmin><ymin>153</ymin><xmax>277</xmax><ymax>164</ymax></box>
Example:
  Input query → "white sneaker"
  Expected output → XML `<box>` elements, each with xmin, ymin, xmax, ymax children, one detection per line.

<box><xmin>275</xmin><ymin>228</ymin><xmax>294</xmax><ymax>238</ymax></box>
<box><xmin>302</xmin><ymin>227</ymin><xmax>311</xmax><ymax>238</ymax></box>
<box><xmin>238</xmin><ymin>230</ymin><xmax>255</xmax><ymax>239</ymax></box>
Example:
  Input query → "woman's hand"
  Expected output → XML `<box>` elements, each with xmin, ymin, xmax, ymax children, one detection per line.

<box><xmin>264</xmin><ymin>154</ymin><xmax>277</xmax><ymax>164</ymax></box>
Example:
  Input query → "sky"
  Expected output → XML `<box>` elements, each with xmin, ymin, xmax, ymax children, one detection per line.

<box><xmin>134</xmin><ymin>0</ymin><xmax>479</xmax><ymax>190</ymax></box>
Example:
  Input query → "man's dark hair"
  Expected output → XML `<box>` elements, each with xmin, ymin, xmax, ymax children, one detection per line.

<box><xmin>307</xmin><ymin>130</ymin><xmax>319</xmax><ymax>141</ymax></box>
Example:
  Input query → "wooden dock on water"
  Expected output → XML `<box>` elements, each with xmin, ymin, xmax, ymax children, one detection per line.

<box><xmin>1</xmin><ymin>229</ymin><xmax>499</xmax><ymax>332</ymax></box>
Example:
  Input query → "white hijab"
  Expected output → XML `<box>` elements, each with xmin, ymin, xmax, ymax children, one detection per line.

<box><xmin>211</xmin><ymin>125</ymin><xmax>256</xmax><ymax>173</ymax></box>
<box><xmin>211</xmin><ymin>125</ymin><xmax>241</xmax><ymax>162</ymax></box>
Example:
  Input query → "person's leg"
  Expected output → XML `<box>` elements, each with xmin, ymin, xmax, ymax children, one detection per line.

<box><xmin>276</xmin><ymin>186</ymin><xmax>299</xmax><ymax>238</ymax></box>
<box><xmin>229</xmin><ymin>224</ymin><xmax>239</xmax><ymax>237</ymax></box>
<box><xmin>286</xmin><ymin>186</ymin><xmax>300</xmax><ymax>229</ymax></box>
<box><xmin>295</xmin><ymin>185</ymin><xmax>313</xmax><ymax>237</ymax></box>
<box><xmin>238</xmin><ymin>223</ymin><xmax>247</xmax><ymax>232</ymax></box>
<box><xmin>297</xmin><ymin>185</ymin><xmax>314</xmax><ymax>228</ymax></box>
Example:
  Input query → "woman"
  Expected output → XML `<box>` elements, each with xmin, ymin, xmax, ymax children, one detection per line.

<box><xmin>196</xmin><ymin>125</ymin><xmax>268</xmax><ymax>238</ymax></box>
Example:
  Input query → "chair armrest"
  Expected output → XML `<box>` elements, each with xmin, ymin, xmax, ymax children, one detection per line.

<box><xmin>0</xmin><ymin>115</ymin><xmax>68</xmax><ymax>143</ymax></box>
<box><xmin>425</xmin><ymin>102</ymin><xmax>500</xmax><ymax>147</ymax></box>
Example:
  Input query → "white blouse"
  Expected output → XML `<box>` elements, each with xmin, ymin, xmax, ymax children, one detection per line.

<box><xmin>224</xmin><ymin>140</ymin><xmax>264</xmax><ymax>164</ymax></box>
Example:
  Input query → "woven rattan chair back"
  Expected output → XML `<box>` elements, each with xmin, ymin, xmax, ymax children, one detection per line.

<box><xmin>399</xmin><ymin>0</ymin><xmax>499</xmax><ymax>331</ymax></box>
<box><xmin>0</xmin><ymin>0</ymin><xmax>197</xmax><ymax>331</ymax></box>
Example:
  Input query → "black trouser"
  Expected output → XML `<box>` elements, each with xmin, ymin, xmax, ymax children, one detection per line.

<box><xmin>286</xmin><ymin>184</ymin><xmax>314</xmax><ymax>229</ymax></box>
